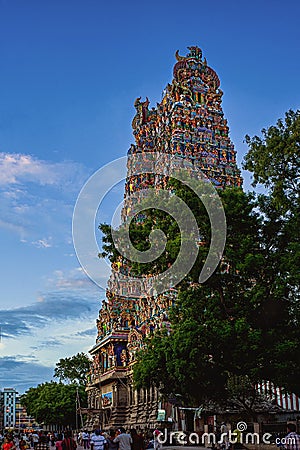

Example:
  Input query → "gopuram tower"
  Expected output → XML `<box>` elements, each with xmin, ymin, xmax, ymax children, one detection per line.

<box><xmin>85</xmin><ymin>46</ymin><xmax>242</xmax><ymax>430</ymax></box>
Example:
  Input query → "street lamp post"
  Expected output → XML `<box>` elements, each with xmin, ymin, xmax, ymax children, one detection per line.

<box><xmin>75</xmin><ymin>387</ymin><xmax>84</xmax><ymax>431</ymax></box>
<box><xmin>75</xmin><ymin>388</ymin><xmax>78</xmax><ymax>431</ymax></box>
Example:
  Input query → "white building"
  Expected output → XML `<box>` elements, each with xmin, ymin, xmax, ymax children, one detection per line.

<box><xmin>3</xmin><ymin>388</ymin><xmax>17</xmax><ymax>428</ymax></box>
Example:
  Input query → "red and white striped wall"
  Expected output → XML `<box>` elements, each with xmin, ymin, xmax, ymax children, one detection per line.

<box><xmin>256</xmin><ymin>381</ymin><xmax>300</xmax><ymax>411</ymax></box>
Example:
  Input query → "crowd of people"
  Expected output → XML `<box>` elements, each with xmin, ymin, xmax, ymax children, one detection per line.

<box><xmin>210</xmin><ymin>422</ymin><xmax>300</xmax><ymax>450</ymax></box>
<box><xmin>0</xmin><ymin>428</ymin><xmax>160</xmax><ymax>450</ymax></box>
<box><xmin>1</xmin><ymin>424</ymin><xmax>300</xmax><ymax>450</ymax></box>
<box><xmin>76</xmin><ymin>428</ymin><xmax>158</xmax><ymax>450</ymax></box>
<box><xmin>0</xmin><ymin>430</ymin><xmax>77</xmax><ymax>450</ymax></box>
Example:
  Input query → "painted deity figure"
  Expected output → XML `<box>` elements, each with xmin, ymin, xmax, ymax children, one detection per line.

<box><xmin>120</xmin><ymin>349</ymin><xmax>128</xmax><ymax>367</ymax></box>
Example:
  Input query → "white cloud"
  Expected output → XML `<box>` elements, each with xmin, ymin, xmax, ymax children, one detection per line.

<box><xmin>0</xmin><ymin>288</ymin><xmax>101</xmax><ymax>339</ymax></box>
<box><xmin>0</xmin><ymin>285</ymin><xmax>101</xmax><ymax>392</ymax></box>
<box><xmin>31</xmin><ymin>238</ymin><xmax>53</xmax><ymax>248</ymax></box>
<box><xmin>0</xmin><ymin>152</ymin><xmax>86</xmax><ymax>188</ymax></box>
<box><xmin>0</xmin><ymin>153</ymin><xmax>51</xmax><ymax>185</ymax></box>
<box><xmin>0</xmin><ymin>356</ymin><xmax>54</xmax><ymax>393</ymax></box>
<box><xmin>3</xmin><ymin>188</ymin><xmax>24</xmax><ymax>199</ymax></box>
<box><xmin>13</xmin><ymin>204</ymin><xmax>30</xmax><ymax>214</ymax></box>
<box><xmin>46</xmin><ymin>267</ymin><xmax>102</xmax><ymax>292</ymax></box>
<box><xmin>0</xmin><ymin>152</ymin><xmax>91</xmax><ymax>245</ymax></box>
<box><xmin>0</xmin><ymin>218</ymin><xmax>25</xmax><ymax>234</ymax></box>
<box><xmin>0</xmin><ymin>154</ymin><xmax>118</xmax><ymax>392</ymax></box>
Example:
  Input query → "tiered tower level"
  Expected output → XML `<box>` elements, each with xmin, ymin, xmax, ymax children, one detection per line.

<box><xmin>86</xmin><ymin>46</ymin><xmax>242</xmax><ymax>429</ymax></box>
<box><xmin>126</xmin><ymin>45</ymin><xmax>241</xmax><ymax>200</ymax></box>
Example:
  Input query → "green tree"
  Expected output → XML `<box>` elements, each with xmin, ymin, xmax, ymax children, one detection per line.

<box><xmin>100</xmin><ymin>110</ymin><xmax>300</xmax><ymax>414</ymax></box>
<box><xmin>20</xmin><ymin>382</ymin><xmax>87</xmax><ymax>428</ymax></box>
<box><xmin>243</xmin><ymin>109</ymin><xmax>300</xmax><ymax>394</ymax></box>
<box><xmin>244</xmin><ymin>109</ymin><xmax>300</xmax><ymax>213</ymax></box>
<box><xmin>131</xmin><ymin>188</ymin><xmax>263</xmax><ymax>407</ymax></box>
<box><xmin>101</xmin><ymin>183</ymin><xmax>300</xmax><ymax>416</ymax></box>
<box><xmin>131</xmin><ymin>185</ymin><xmax>300</xmax><ymax>415</ymax></box>
<box><xmin>54</xmin><ymin>352</ymin><xmax>91</xmax><ymax>385</ymax></box>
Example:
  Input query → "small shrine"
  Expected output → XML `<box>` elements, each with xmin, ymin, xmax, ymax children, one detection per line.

<box><xmin>85</xmin><ymin>46</ymin><xmax>242</xmax><ymax>430</ymax></box>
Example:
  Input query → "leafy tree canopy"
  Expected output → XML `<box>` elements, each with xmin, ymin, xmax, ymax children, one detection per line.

<box><xmin>20</xmin><ymin>382</ymin><xmax>87</xmax><ymax>427</ymax></box>
<box><xmin>132</xmin><ymin>188</ymin><xmax>295</xmax><ymax>409</ymax></box>
<box><xmin>54</xmin><ymin>352</ymin><xmax>91</xmax><ymax>385</ymax></box>
<box><xmin>100</xmin><ymin>110</ymin><xmax>300</xmax><ymax>415</ymax></box>
<box><xmin>244</xmin><ymin>109</ymin><xmax>300</xmax><ymax>214</ymax></box>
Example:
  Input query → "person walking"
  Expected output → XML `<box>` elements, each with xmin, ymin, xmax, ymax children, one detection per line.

<box><xmin>35</xmin><ymin>437</ymin><xmax>49</xmax><ymax>450</ymax></box>
<box><xmin>285</xmin><ymin>424</ymin><xmax>300</xmax><ymax>450</ymax></box>
<box><xmin>153</xmin><ymin>430</ymin><xmax>162</xmax><ymax>450</ymax></box>
<box><xmin>220</xmin><ymin>422</ymin><xmax>230</xmax><ymax>450</ymax></box>
<box><xmin>130</xmin><ymin>430</ymin><xmax>144</xmax><ymax>450</ymax></box>
<box><xmin>76</xmin><ymin>433</ymin><xmax>82</xmax><ymax>448</ymax></box>
<box><xmin>90</xmin><ymin>430</ymin><xmax>106</xmax><ymax>450</ymax></box>
<box><xmin>113</xmin><ymin>428</ymin><xmax>132</xmax><ymax>450</ymax></box>
<box><xmin>19</xmin><ymin>437</ymin><xmax>28</xmax><ymax>450</ymax></box>
<box><xmin>1</xmin><ymin>436</ymin><xmax>16</xmax><ymax>450</ymax></box>
<box><xmin>49</xmin><ymin>435</ymin><xmax>55</xmax><ymax>448</ymax></box>
<box><xmin>82</xmin><ymin>432</ymin><xmax>89</xmax><ymax>450</ymax></box>
<box><xmin>31</xmin><ymin>434</ymin><xmax>39</xmax><ymax>450</ymax></box>
<box><xmin>61</xmin><ymin>432</ymin><xmax>76</xmax><ymax>450</ymax></box>
<box><xmin>106</xmin><ymin>431</ymin><xmax>118</xmax><ymax>450</ymax></box>
<box><xmin>55</xmin><ymin>434</ymin><xmax>63</xmax><ymax>450</ymax></box>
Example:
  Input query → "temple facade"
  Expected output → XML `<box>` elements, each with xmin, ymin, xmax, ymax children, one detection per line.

<box><xmin>85</xmin><ymin>46</ymin><xmax>242</xmax><ymax>431</ymax></box>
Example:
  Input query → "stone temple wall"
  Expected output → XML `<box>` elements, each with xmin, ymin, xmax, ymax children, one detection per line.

<box><xmin>85</xmin><ymin>46</ymin><xmax>242</xmax><ymax>431</ymax></box>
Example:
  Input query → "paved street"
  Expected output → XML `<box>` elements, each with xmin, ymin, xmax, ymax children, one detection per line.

<box><xmin>74</xmin><ymin>446</ymin><xmax>208</xmax><ymax>450</ymax></box>
<box><xmin>74</xmin><ymin>445</ymin><xmax>211</xmax><ymax>450</ymax></box>
<box><xmin>161</xmin><ymin>447</ymin><xmax>209</xmax><ymax>450</ymax></box>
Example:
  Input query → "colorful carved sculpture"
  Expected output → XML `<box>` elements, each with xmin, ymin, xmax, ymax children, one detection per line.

<box><xmin>90</xmin><ymin>46</ymin><xmax>242</xmax><ymax>378</ymax></box>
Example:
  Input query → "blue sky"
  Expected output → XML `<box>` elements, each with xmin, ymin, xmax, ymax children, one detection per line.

<box><xmin>0</xmin><ymin>0</ymin><xmax>300</xmax><ymax>393</ymax></box>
